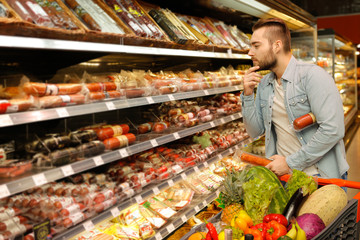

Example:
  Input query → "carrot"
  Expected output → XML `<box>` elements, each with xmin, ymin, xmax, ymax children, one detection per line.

<box><xmin>240</xmin><ymin>152</ymin><xmax>271</xmax><ymax>166</ymax></box>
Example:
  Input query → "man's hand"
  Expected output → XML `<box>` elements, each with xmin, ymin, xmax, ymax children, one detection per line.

<box><xmin>265</xmin><ymin>155</ymin><xmax>291</xmax><ymax>176</ymax></box>
<box><xmin>243</xmin><ymin>66</ymin><xmax>262</xmax><ymax>96</ymax></box>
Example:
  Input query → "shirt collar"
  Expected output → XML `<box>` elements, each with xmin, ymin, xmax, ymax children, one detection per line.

<box><xmin>265</xmin><ymin>55</ymin><xmax>297</xmax><ymax>86</ymax></box>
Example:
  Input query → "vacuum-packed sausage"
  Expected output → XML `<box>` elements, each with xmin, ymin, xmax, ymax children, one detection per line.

<box><xmin>124</xmin><ymin>89</ymin><xmax>145</xmax><ymax>98</ymax></box>
<box><xmin>89</xmin><ymin>91</ymin><xmax>122</xmax><ymax>101</ymax></box>
<box><xmin>38</xmin><ymin>94</ymin><xmax>85</xmax><ymax>108</ymax></box>
<box><xmin>0</xmin><ymin>96</ymin><xmax>35</xmax><ymax>114</ymax></box>
<box><xmin>96</xmin><ymin>124</ymin><xmax>130</xmax><ymax>140</ymax></box>
<box><xmin>64</xmin><ymin>0</ymin><xmax>101</xmax><ymax>31</ymax></box>
<box><xmin>85</xmin><ymin>82</ymin><xmax>117</xmax><ymax>92</ymax></box>
<box><xmin>137</xmin><ymin>122</ymin><xmax>153</xmax><ymax>134</ymax></box>
<box><xmin>293</xmin><ymin>112</ymin><xmax>316</xmax><ymax>131</ymax></box>
<box><xmin>103</xmin><ymin>133</ymin><xmax>136</xmax><ymax>150</ymax></box>
<box><xmin>23</xmin><ymin>82</ymin><xmax>82</xmax><ymax>96</ymax></box>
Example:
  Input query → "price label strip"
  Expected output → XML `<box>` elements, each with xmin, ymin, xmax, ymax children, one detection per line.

<box><xmin>155</xmin><ymin>233</ymin><xmax>162</xmax><ymax>240</ymax></box>
<box><xmin>194</xmin><ymin>166</ymin><xmax>200</xmax><ymax>173</ymax></box>
<box><xmin>119</xmin><ymin>148</ymin><xmax>129</xmax><ymax>158</ymax></box>
<box><xmin>110</xmin><ymin>207</ymin><xmax>120</xmax><ymax>217</ymax></box>
<box><xmin>166</xmin><ymin>224</ymin><xmax>175</xmax><ymax>233</ymax></box>
<box><xmin>32</xmin><ymin>173</ymin><xmax>47</xmax><ymax>186</ymax></box>
<box><xmin>105</xmin><ymin>102</ymin><xmax>116</xmax><ymax>110</ymax></box>
<box><xmin>210</xmin><ymin>121</ymin><xmax>215</xmax><ymax>128</ymax></box>
<box><xmin>150</xmin><ymin>139</ymin><xmax>158</xmax><ymax>147</ymax></box>
<box><xmin>61</xmin><ymin>165</ymin><xmax>74</xmax><ymax>177</ymax></box>
<box><xmin>56</xmin><ymin>108</ymin><xmax>69</xmax><ymax>117</ymax></box>
<box><xmin>173</xmin><ymin>132</ymin><xmax>180</xmax><ymax>140</ymax></box>
<box><xmin>230</xmin><ymin>115</ymin><xmax>235</xmax><ymax>120</ymax></box>
<box><xmin>218</xmin><ymin>153</ymin><xmax>223</xmax><ymax>160</ymax></box>
<box><xmin>0</xmin><ymin>115</ymin><xmax>13</xmax><ymax>127</ymax></box>
<box><xmin>204</xmin><ymin>90</ymin><xmax>210</xmax><ymax>95</ymax></box>
<box><xmin>0</xmin><ymin>185</ymin><xmax>10</xmax><ymax>199</ymax></box>
<box><xmin>93</xmin><ymin>156</ymin><xmax>104</xmax><ymax>166</ymax></box>
<box><xmin>220</xmin><ymin>118</ymin><xmax>226</xmax><ymax>124</ymax></box>
<box><xmin>168</xmin><ymin>179</ymin><xmax>174</xmax><ymax>187</ymax></box>
<box><xmin>135</xmin><ymin>195</ymin><xmax>143</xmax><ymax>204</ymax></box>
<box><xmin>168</xmin><ymin>94</ymin><xmax>175</xmax><ymax>101</ymax></box>
<box><xmin>83</xmin><ymin>221</ymin><xmax>95</xmax><ymax>231</ymax></box>
<box><xmin>181</xmin><ymin>215</ymin><xmax>187</xmax><ymax>223</ymax></box>
<box><xmin>229</xmin><ymin>148</ymin><xmax>234</xmax><ymax>154</ymax></box>
<box><xmin>181</xmin><ymin>173</ymin><xmax>187</xmax><ymax>180</ymax></box>
<box><xmin>146</xmin><ymin>97</ymin><xmax>155</xmax><ymax>104</ymax></box>
<box><xmin>152</xmin><ymin>187</ymin><xmax>160</xmax><ymax>195</ymax></box>
<box><xmin>194</xmin><ymin>206</ymin><xmax>200</xmax><ymax>212</ymax></box>
<box><xmin>203</xmin><ymin>200</ymin><xmax>207</xmax><ymax>207</ymax></box>
<box><xmin>203</xmin><ymin>162</ymin><xmax>209</xmax><ymax>168</ymax></box>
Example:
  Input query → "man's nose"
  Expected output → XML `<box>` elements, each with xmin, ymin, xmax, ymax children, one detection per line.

<box><xmin>248</xmin><ymin>48</ymin><xmax>254</xmax><ymax>56</ymax></box>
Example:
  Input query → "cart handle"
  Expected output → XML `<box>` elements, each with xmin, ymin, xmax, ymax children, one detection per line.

<box><xmin>279</xmin><ymin>174</ymin><xmax>360</xmax><ymax>189</ymax></box>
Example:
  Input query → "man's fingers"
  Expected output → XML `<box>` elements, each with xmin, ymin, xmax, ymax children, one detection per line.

<box><xmin>246</xmin><ymin>66</ymin><xmax>260</xmax><ymax>74</ymax></box>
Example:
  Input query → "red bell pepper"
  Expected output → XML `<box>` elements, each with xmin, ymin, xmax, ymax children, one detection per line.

<box><xmin>265</xmin><ymin>220</ymin><xmax>287</xmax><ymax>240</ymax></box>
<box><xmin>205</xmin><ymin>221</ymin><xmax>218</xmax><ymax>240</ymax></box>
<box><xmin>252</xmin><ymin>223</ymin><xmax>268</xmax><ymax>239</ymax></box>
<box><xmin>263</xmin><ymin>214</ymin><xmax>288</xmax><ymax>227</ymax></box>
<box><xmin>205</xmin><ymin>232</ymin><xmax>212</xmax><ymax>240</ymax></box>
<box><xmin>245</xmin><ymin>228</ymin><xmax>263</xmax><ymax>240</ymax></box>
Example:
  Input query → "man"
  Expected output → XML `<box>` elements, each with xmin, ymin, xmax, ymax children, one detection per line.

<box><xmin>241</xmin><ymin>18</ymin><xmax>349</xmax><ymax>179</ymax></box>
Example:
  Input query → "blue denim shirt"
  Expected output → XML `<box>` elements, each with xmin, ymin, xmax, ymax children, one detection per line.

<box><xmin>241</xmin><ymin>56</ymin><xmax>349</xmax><ymax>178</ymax></box>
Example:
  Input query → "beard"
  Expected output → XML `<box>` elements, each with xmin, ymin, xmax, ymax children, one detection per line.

<box><xmin>252</xmin><ymin>48</ymin><xmax>277</xmax><ymax>71</ymax></box>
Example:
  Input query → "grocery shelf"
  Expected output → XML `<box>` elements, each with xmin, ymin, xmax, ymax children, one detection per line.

<box><xmin>0</xmin><ymin>35</ymin><xmax>251</xmax><ymax>59</ymax></box>
<box><xmin>0</xmin><ymin>86</ymin><xmax>242</xmax><ymax>127</ymax></box>
<box><xmin>53</xmin><ymin>136</ymin><xmax>257</xmax><ymax>240</ymax></box>
<box><xmin>0</xmin><ymin>112</ymin><xmax>243</xmax><ymax>199</ymax></box>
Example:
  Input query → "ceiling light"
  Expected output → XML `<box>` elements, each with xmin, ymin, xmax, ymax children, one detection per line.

<box><xmin>357</xmin><ymin>44</ymin><xmax>360</xmax><ymax>48</ymax></box>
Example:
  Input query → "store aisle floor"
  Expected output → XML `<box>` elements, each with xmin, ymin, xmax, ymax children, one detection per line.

<box><xmin>346</xmin><ymin>123</ymin><xmax>360</xmax><ymax>200</ymax></box>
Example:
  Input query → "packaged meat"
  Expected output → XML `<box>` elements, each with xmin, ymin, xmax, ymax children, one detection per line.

<box><xmin>184</xmin><ymin>177</ymin><xmax>210</xmax><ymax>195</ymax></box>
<box><xmin>142</xmin><ymin>197</ymin><xmax>176</xmax><ymax>219</ymax></box>
<box><xmin>70</xmin><ymin>0</ymin><xmax>124</xmax><ymax>34</ymax></box>
<box><xmin>293</xmin><ymin>112</ymin><xmax>316</xmax><ymax>131</ymax></box>
<box><xmin>38</xmin><ymin>94</ymin><xmax>85</xmax><ymax>108</ymax></box>
<box><xmin>76</xmin><ymin>141</ymin><xmax>105</xmax><ymax>158</ymax></box>
<box><xmin>0</xmin><ymin>3</ymin><xmax>9</xmax><ymax>17</ymax></box>
<box><xmin>26</xmin><ymin>135</ymin><xmax>71</xmax><ymax>152</ymax></box>
<box><xmin>48</xmin><ymin>147</ymin><xmax>78</xmax><ymax>166</ymax></box>
<box><xmin>23</xmin><ymin>82</ymin><xmax>82</xmax><ymax>96</ymax></box>
<box><xmin>85</xmin><ymin>82</ymin><xmax>117</xmax><ymax>92</ymax></box>
<box><xmin>0</xmin><ymin>96</ymin><xmax>35</xmax><ymax>114</ymax></box>
<box><xmin>137</xmin><ymin>122</ymin><xmax>153</xmax><ymax>134</ymax></box>
<box><xmin>152</xmin><ymin>122</ymin><xmax>169</xmax><ymax>133</ymax></box>
<box><xmin>0</xmin><ymin>160</ymin><xmax>32</xmax><ymax>178</ymax></box>
<box><xmin>103</xmin><ymin>133</ymin><xmax>136</xmax><ymax>150</ymax></box>
<box><xmin>138</xmin><ymin>205</ymin><xmax>166</xmax><ymax>229</ymax></box>
<box><xmin>162</xmin><ymin>188</ymin><xmax>194</xmax><ymax>210</ymax></box>
<box><xmin>93</xmin><ymin>197</ymin><xmax>117</xmax><ymax>213</ymax></box>
<box><xmin>96</xmin><ymin>124</ymin><xmax>130</xmax><ymax>140</ymax></box>
<box><xmin>88</xmin><ymin>91</ymin><xmax>122</xmax><ymax>101</ymax></box>
<box><xmin>6</xmin><ymin>0</ymin><xmax>38</xmax><ymax>22</ymax></box>
<box><xmin>105</xmin><ymin>224</ymin><xmax>140</xmax><ymax>239</ymax></box>
<box><xmin>60</xmin><ymin>203</ymin><xmax>86</xmax><ymax>217</ymax></box>
<box><xmin>64</xmin><ymin>0</ymin><xmax>101</xmax><ymax>31</ymax></box>
<box><xmin>124</xmin><ymin>88</ymin><xmax>146</xmax><ymax>98</ymax></box>
<box><xmin>0</xmin><ymin>207</ymin><xmax>22</xmax><ymax>221</ymax></box>
<box><xmin>69</xmin><ymin>130</ymin><xmax>97</xmax><ymax>144</ymax></box>
<box><xmin>63</xmin><ymin>212</ymin><xmax>86</xmax><ymax>228</ymax></box>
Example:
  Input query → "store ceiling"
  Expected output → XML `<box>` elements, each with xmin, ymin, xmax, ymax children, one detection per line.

<box><xmin>289</xmin><ymin>0</ymin><xmax>360</xmax><ymax>16</ymax></box>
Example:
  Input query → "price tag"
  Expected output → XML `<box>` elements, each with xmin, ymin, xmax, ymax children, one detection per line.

<box><xmin>152</xmin><ymin>187</ymin><xmax>160</xmax><ymax>195</ymax></box>
<box><xmin>229</xmin><ymin>148</ymin><xmax>234</xmax><ymax>154</ymax></box>
<box><xmin>0</xmin><ymin>185</ymin><xmax>10</xmax><ymax>199</ymax></box>
<box><xmin>194</xmin><ymin>206</ymin><xmax>200</xmax><ymax>212</ymax></box>
<box><xmin>194</xmin><ymin>166</ymin><xmax>200</xmax><ymax>173</ymax></box>
<box><xmin>227</xmin><ymin>48</ymin><xmax>232</xmax><ymax>56</ymax></box>
<box><xmin>146</xmin><ymin>97</ymin><xmax>155</xmax><ymax>104</ymax></box>
<box><xmin>32</xmin><ymin>173</ymin><xmax>47</xmax><ymax>186</ymax></box>
<box><xmin>167</xmin><ymin>179</ymin><xmax>174</xmax><ymax>187</ymax></box>
<box><xmin>166</xmin><ymin>224</ymin><xmax>175</xmax><ymax>233</ymax></box>
<box><xmin>216</xmin><ymin>189</ymin><xmax>221</xmax><ymax>196</ymax></box>
<box><xmin>119</xmin><ymin>148</ymin><xmax>129</xmax><ymax>158</ymax></box>
<box><xmin>210</xmin><ymin>121</ymin><xmax>215</xmax><ymax>128</ymax></box>
<box><xmin>61</xmin><ymin>165</ymin><xmax>74</xmax><ymax>177</ymax></box>
<box><xmin>220</xmin><ymin>118</ymin><xmax>226</xmax><ymax>124</ymax></box>
<box><xmin>93</xmin><ymin>156</ymin><xmax>104</xmax><ymax>166</ymax></box>
<box><xmin>168</xmin><ymin>94</ymin><xmax>175</xmax><ymax>101</ymax></box>
<box><xmin>230</xmin><ymin>115</ymin><xmax>235</xmax><ymax>120</ymax></box>
<box><xmin>83</xmin><ymin>221</ymin><xmax>95</xmax><ymax>231</ymax></box>
<box><xmin>204</xmin><ymin>90</ymin><xmax>210</xmax><ymax>95</ymax></box>
<box><xmin>56</xmin><ymin>108</ymin><xmax>69</xmax><ymax>117</ymax></box>
<box><xmin>203</xmin><ymin>200</ymin><xmax>207</xmax><ymax>207</ymax></box>
<box><xmin>110</xmin><ymin>207</ymin><xmax>120</xmax><ymax>217</ymax></box>
<box><xmin>237</xmin><ymin>113</ymin><xmax>242</xmax><ymax>118</ymax></box>
<box><xmin>181</xmin><ymin>215</ymin><xmax>187</xmax><ymax>223</ymax></box>
<box><xmin>181</xmin><ymin>173</ymin><xmax>187</xmax><ymax>180</ymax></box>
<box><xmin>218</xmin><ymin>153</ymin><xmax>223</xmax><ymax>160</ymax></box>
<box><xmin>173</xmin><ymin>132</ymin><xmax>180</xmax><ymax>140</ymax></box>
<box><xmin>203</xmin><ymin>162</ymin><xmax>209</xmax><ymax>168</ymax></box>
<box><xmin>155</xmin><ymin>233</ymin><xmax>162</xmax><ymax>240</ymax></box>
<box><xmin>234</xmin><ymin>145</ymin><xmax>239</xmax><ymax>150</ymax></box>
<box><xmin>135</xmin><ymin>195</ymin><xmax>143</xmax><ymax>204</ymax></box>
<box><xmin>105</xmin><ymin>102</ymin><xmax>116</xmax><ymax>110</ymax></box>
<box><xmin>150</xmin><ymin>139</ymin><xmax>158</xmax><ymax>147</ymax></box>
<box><xmin>0</xmin><ymin>115</ymin><xmax>13</xmax><ymax>127</ymax></box>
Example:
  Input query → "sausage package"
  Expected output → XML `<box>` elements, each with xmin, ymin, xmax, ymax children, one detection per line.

<box><xmin>292</xmin><ymin>112</ymin><xmax>316</xmax><ymax>131</ymax></box>
<box><xmin>0</xmin><ymin>160</ymin><xmax>32</xmax><ymax>178</ymax></box>
<box><xmin>141</xmin><ymin>197</ymin><xmax>176</xmax><ymax>219</ymax></box>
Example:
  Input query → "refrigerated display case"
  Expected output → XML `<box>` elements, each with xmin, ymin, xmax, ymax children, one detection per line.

<box><xmin>317</xmin><ymin>29</ymin><xmax>358</xmax><ymax>130</ymax></box>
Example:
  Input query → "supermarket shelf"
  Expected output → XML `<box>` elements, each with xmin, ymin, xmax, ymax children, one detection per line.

<box><xmin>0</xmin><ymin>112</ymin><xmax>243</xmax><ymax>199</ymax></box>
<box><xmin>0</xmin><ymin>35</ymin><xmax>251</xmax><ymax>59</ymax></box>
<box><xmin>53</xmin><ymin>136</ymin><xmax>257</xmax><ymax>240</ymax></box>
<box><xmin>0</xmin><ymin>86</ymin><xmax>242</xmax><ymax>127</ymax></box>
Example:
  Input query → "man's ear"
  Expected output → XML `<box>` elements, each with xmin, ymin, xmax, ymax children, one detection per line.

<box><xmin>273</xmin><ymin>40</ymin><xmax>282</xmax><ymax>53</ymax></box>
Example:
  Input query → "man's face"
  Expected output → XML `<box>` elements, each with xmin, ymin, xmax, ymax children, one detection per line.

<box><xmin>248</xmin><ymin>28</ymin><xmax>277</xmax><ymax>71</ymax></box>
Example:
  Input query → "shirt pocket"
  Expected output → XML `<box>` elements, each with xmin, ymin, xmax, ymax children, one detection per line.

<box><xmin>288</xmin><ymin>94</ymin><xmax>311</xmax><ymax>118</ymax></box>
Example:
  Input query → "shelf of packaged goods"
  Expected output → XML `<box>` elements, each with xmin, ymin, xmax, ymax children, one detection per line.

<box><xmin>0</xmin><ymin>35</ymin><xmax>251</xmax><ymax>59</ymax></box>
<box><xmin>0</xmin><ymin>112</ymin><xmax>244</xmax><ymax>199</ymax></box>
<box><xmin>53</xmin><ymin>136</ymin><xmax>259</xmax><ymax>240</ymax></box>
<box><xmin>0</xmin><ymin>86</ymin><xmax>243</xmax><ymax>127</ymax></box>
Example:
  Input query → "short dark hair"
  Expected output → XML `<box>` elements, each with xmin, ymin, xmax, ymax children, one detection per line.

<box><xmin>252</xmin><ymin>18</ymin><xmax>291</xmax><ymax>53</ymax></box>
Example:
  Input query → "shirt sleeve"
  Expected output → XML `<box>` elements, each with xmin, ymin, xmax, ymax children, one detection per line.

<box><xmin>241</xmin><ymin>88</ymin><xmax>265</xmax><ymax>138</ymax></box>
<box><xmin>286</xmin><ymin>65</ymin><xmax>345</xmax><ymax>170</ymax></box>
